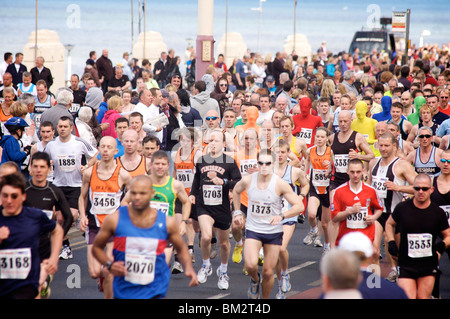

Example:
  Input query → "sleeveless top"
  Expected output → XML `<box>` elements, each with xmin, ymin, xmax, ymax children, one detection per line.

<box><xmin>246</xmin><ymin>173</ymin><xmax>283</xmax><ymax>234</ymax></box>
<box><xmin>118</xmin><ymin>155</ymin><xmax>147</xmax><ymax>178</ymax></box>
<box><xmin>234</xmin><ymin>150</ymin><xmax>258</xmax><ymax>207</ymax></box>
<box><xmin>33</xmin><ymin>94</ymin><xmax>52</xmax><ymax>128</ymax></box>
<box><xmin>151</xmin><ymin>176</ymin><xmax>177</xmax><ymax>217</ymax></box>
<box><xmin>431</xmin><ymin>177</ymin><xmax>450</xmax><ymax>224</ymax></box>
<box><xmin>112</xmin><ymin>206</ymin><xmax>169</xmax><ymax>299</ymax></box>
<box><xmin>414</xmin><ymin>146</ymin><xmax>440</xmax><ymax>177</ymax></box>
<box><xmin>371</xmin><ymin>157</ymin><xmax>405</xmax><ymax>214</ymax></box>
<box><xmin>309</xmin><ymin>145</ymin><xmax>332</xmax><ymax>194</ymax></box>
<box><xmin>331</xmin><ymin>130</ymin><xmax>358</xmax><ymax>185</ymax></box>
<box><xmin>89</xmin><ymin>162</ymin><xmax>123</xmax><ymax>227</ymax></box>
<box><xmin>174</xmin><ymin>147</ymin><xmax>197</xmax><ymax>194</ymax></box>
<box><xmin>280</xmin><ymin>165</ymin><xmax>299</xmax><ymax>224</ymax></box>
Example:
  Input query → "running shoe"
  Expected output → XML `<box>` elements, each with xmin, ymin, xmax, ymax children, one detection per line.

<box><xmin>303</xmin><ymin>230</ymin><xmax>318</xmax><ymax>245</ymax></box>
<box><xmin>40</xmin><ymin>275</ymin><xmax>52</xmax><ymax>299</ymax></box>
<box><xmin>59</xmin><ymin>245</ymin><xmax>73</xmax><ymax>260</ymax></box>
<box><xmin>189</xmin><ymin>248</ymin><xmax>195</xmax><ymax>263</ymax></box>
<box><xmin>210</xmin><ymin>243</ymin><xmax>218</xmax><ymax>259</ymax></box>
<box><xmin>280</xmin><ymin>273</ymin><xmax>291</xmax><ymax>293</ymax></box>
<box><xmin>248</xmin><ymin>273</ymin><xmax>261</xmax><ymax>299</ymax></box>
<box><xmin>197</xmin><ymin>264</ymin><xmax>212</xmax><ymax>284</ymax></box>
<box><xmin>313</xmin><ymin>236</ymin><xmax>323</xmax><ymax>247</ymax></box>
<box><xmin>232</xmin><ymin>244</ymin><xmax>243</xmax><ymax>263</ymax></box>
<box><xmin>171</xmin><ymin>261</ymin><xmax>184</xmax><ymax>274</ymax></box>
<box><xmin>258</xmin><ymin>248</ymin><xmax>264</xmax><ymax>266</ymax></box>
<box><xmin>322</xmin><ymin>246</ymin><xmax>330</xmax><ymax>256</ymax></box>
<box><xmin>297</xmin><ymin>214</ymin><xmax>305</xmax><ymax>224</ymax></box>
<box><xmin>217</xmin><ymin>268</ymin><xmax>230</xmax><ymax>290</ymax></box>
<box><xmin>387</xmin><ymin>268</ymin><xmax>398</xmax><ymax>282</ymax></box>
<box><xmin>275</xmin><ymin>286</ymin><xmax>286</xmax><ymax>299</ymax></box>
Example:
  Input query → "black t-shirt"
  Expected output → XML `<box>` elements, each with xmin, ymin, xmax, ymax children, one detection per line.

<box><xmin>392</xmin><ymin>199</ymin><xmax>449</xmax><ymax>272</ymax></box>
<box><xmin>109</xmin><ymin>75</ymin><xmax>129</xmax><ymax>89</ymax></box>
<box><xmin>190</xmin><ymin>153</ymin><xmax>241</xmax><ymax>213</ymax></box>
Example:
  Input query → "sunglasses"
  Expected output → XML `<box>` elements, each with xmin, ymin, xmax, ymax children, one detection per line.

<box><xmin>413</xmin><ymin>186</ymin><xmax>431</xmax><ymax>192</ymax></box>
<box><xmin>219</xmin><ymin>84</ymin><xmax>227</xmax><ymax>87</ymax></box>
<box><xmin>206</xmin><ymin>116</ymin><xmax>218</xmax><ymax>121</ymax></box>
<box><xmin>257</xmin><ymin>161</ymin><xmax>272</xmax><ymax>166</ymax></box>
<box><xmin>440</xmin><ymin>158</ymin><xmax>450</xmax><ymax>164</ymax></box>
<box><xmin>418</xmin><ymin>134</ymin><xmax>432</xmax><ymax>139</ymax></box>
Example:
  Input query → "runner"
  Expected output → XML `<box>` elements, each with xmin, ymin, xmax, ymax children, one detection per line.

<box><xmin>172</xmin><ymin>127</ymin><xmax>202</xmax><ymax>267</ymax></box>
<box><xmin>0</xmin><ymin>172</ymin><xmax>63</xmax><ymax>299</ymax></box>
<box><xmin>303</xmin><ymin>127</ymin><xmax>333</xmax><ymax>255</ymax></box>
<box><xmin>117</xmin><ymin>129</ymin><xmax>151</xmax><ymax>178</ymax></box>
<box><xmin>24</xmin><ymin>151</ymin><xmax>73</xmax><ymax>298</ymax></box>
<box><xmin>189</xmin><ymin>130</ymin><xmax>241</xmax><ymax>290</ymax></box>
<box><xmin>92</xmin><ymin>175</ymin><xmax>198</xmax><ymax>299</ymax></box>
<box><xmin>386</xmin><ymin>174</ymin><xmax>450</xmax><ymax>299</ymax></box>
<box><xmin>406</xmin><ymin>126</ymin><xmax>443</xmax><ymax>177</ymax></box>
<box><xmin>30</xmin><ymin>121</ymin><xmax>55</xmax><ymax>182</ymax></box>
<box><xmin>231</xmin><ymin>128</ymin><xmax>259</xmax><ymax>265</ymax></box>
<box><xmin>331</xmin><ymin>158</ymin><xmax>383</xmax><ymax>260</ymax></box>
<box><xmin>148</xmin><ymin>150</ymin><xmax>191</xmax><ymax>271</ymax></box>
<box><xmin>273</xmin><ymin>140</ymin><xmax>309</xmax><ymax>299</ymax></box>
<box><xmin>78</xmin><ymin>136</ymin><xmax>131</xmax><ymax>298</ymax></box>
<box><xmin>367</xmin><ymin>132</ymin><xmax>417</xmax><ymax>280</ymax></box>
<box><xmin>232</xmin><ymin>148</ymin><xmax>304</xmax><ymax>299</ymax></box>
<box><xmin>44</xmin><ymin>116</ymin><xmax>98</xmax><ymax>260</ymax></box>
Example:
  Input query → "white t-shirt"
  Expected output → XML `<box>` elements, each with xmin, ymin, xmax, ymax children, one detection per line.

<box><xmin>257</xmin><ymin>109</ymin><xmax>275</xmax><ymax>126</ymax></box>
<box><xmin>134</xmin><ymin>102</ymin><xmax>163</xmax><ymax>142</ymax></box>
<box><xmin>44</xmin><ymin>135</ymin><xmax>97</xmax><ymax>187</ymax></box>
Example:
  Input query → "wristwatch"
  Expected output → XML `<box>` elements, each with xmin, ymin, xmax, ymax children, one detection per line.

<box><xmin>105</xmin><ymin>261</ymin><xmax>113</xmax><ymax>271</ymax></box>
<box><xmin>182</xmin><ymin>219</ymin><xmax>190</xmax><ymax>224</ymax></box>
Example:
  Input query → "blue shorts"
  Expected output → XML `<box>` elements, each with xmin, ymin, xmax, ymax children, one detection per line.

<box><xmin>245</xmin><ymin>229</ymin><xmax>283</xmax><ymax>246</ymax></box>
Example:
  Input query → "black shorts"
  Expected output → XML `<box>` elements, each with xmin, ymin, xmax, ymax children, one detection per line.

<box><xmin>175</xmin><ymin>198</ymin><xmax>198</xmax><ymax>221</ymax></box>
<box><xmin>376</xmin><ymin>212</ymin><xmax>390</xmax><ymax>230</ymax></box>
<box><xmin>196</xmin><ymin>205</ymin><xmax>232</xmax><ymax>231</ymax></box>
<box><xmin>59</xmin><ymin>186</ymin><xmax>81</xmax><ymax>209</ymax></box>
<box><xmin>308</xmin><ymin>187</ymin><xmax>330</xmax><ymax>208</ymax></box>
<box><xmin>398</xmin><ymin>266</ymin><xmax>438</xmax><ymax>279</ymax></box>
<box><xmin>86</xmin><ymin>225</ymin><xmax>113</xmax><ymax>245</ymax></box>
<box><xmin>0</xmin><ymin>284</ymin><xmax>38</xmax><ymax>299</ymax></box>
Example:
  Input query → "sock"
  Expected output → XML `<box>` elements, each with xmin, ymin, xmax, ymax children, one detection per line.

<box><xmin>311</xmin><ymin>226</ymin><xmax>318</xmax><ymax>233</ymax></box>
<box><xmin>211</xmin><ymin>237</ymin><xmax>217</xmax><ymax>244</ymax></box>
<box><xmin>236</xmin><ymin>239</ymin><xmax>243</xmax><ymax>246</ymax></box>
<box><xmin>188</xmin><ymin>245</ymin><xmax>194</xmax><ymax>251</ymax></box>
<box><xmin>203</xmin><ymin>259</ymin><xmax>211</xmax><ymax>267</ymax></box>
<box><xmin>324</xmin><ymin>243</ymin><xmax>330</xmax><ymax>249</ymax></box>
<box><xmin>220</xmin><ymin>263</ymin><xmax>228</xmax><ymax>273</ymax></box>
<box><xmin>63</xmin><ymin>239</ymin><xmax>70</xmax><ymax>247</ymax></box>
<box><xmin>174</xmin><ymin>254</ymin><xmax>179</xmax><ymax>262</ymax></box>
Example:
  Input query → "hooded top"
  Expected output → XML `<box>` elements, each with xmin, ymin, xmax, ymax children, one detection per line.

<box><xmin>407</xmin><ymin>96</ymin><xmax>427</xmax><ymax>126</ymax></box>
<box><xmin>85</xmin><ymin>87</ymin><xmax>103</xmax><ymax>110</ymax></box>
<box><xmin>372</xmin><ymin>96</ymin><xmax>392</xmax><ymax>122</ymax></box>
<box><xmin>0</xmin><ymin>135</ymin><xmax>27</xmax><ymax>169</ymax></box>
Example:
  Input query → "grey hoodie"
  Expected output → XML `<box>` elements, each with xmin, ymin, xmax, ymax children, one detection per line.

<box><xmin>190</xmin><ymin>91</ymin><xmax>220</xmax><ymax>121</ymax></box>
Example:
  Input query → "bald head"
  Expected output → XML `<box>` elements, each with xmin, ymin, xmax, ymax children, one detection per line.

<box><xmin>122</xmin><ymin>129</ymin><xmax>139</xmax><ymax>141</ymax></box>
<box><xmin>99</xmin><ymin>136</ymin><xmax>118</xmax><ymax>148</ymax></box>
<box><xmin>338</xmin><ymin>110</ymin><xmax>352</xmax><ymax>121</ymax></box>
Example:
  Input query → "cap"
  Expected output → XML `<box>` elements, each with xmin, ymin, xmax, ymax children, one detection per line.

<box><xmin>266</xmin><ymin>75</ymin><xmax>275</xmax><ymax>82</ymax></box>
<box><xmin>160</xmin><ymin>89</ymin><xmax>170</xmax><ymax>98</ymax></box>
<box><xmin>338</xmin><ymin>232</ymin><xmax>373</xmax><ymax>258</ymax></box>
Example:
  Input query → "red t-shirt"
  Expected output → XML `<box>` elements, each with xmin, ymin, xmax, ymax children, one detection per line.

<box><xmin>291</xmin><ymin>114</ymin><xmax>323</xmax><ymax>148</ymax></box>
<box><xmin>331</xmin><ymin>182</ymin><xmax>383</xmax><ymax>245</ymax></box>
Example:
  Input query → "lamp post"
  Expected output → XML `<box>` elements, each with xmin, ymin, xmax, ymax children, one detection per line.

<box><xmin>251</xmin><ymin>0</ymin><xmax>266</xmax><ymax>53</ymax></box>
<box><xmin>64</xmin><ymin>44</ymin><xmax>75</xmax><ymax>87</ymax></box>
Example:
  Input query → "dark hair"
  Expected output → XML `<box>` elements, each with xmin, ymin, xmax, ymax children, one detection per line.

<box><xmin>143</xmin><ymin>135</ymin><xmax>160</xmax><ymax>146</ymax></box>
<box><xmin>151</xmin><ymin>150</ymin><xmax>169</xmax><ymax>163</ymax></box>
<box><xmin>177</xmin><ymin>89</ymin><xmax>191</xmax><ymax>106</ymax></box>
<box><xmin>115</xmin><ymin>117</ymin><xmax>129</xmax><ymax>127</ymax></box>
<box><xmin>39</xmin><ymin>121</ymin><xmax>54</xmax><ymax>130</ymax></box>
<box><xmin>0</xmin><ymin>172</ymin><xmax>26</xmax><ymax>194</ymax></box>
<box><xmin>59</xmin><ymin>116</ymin><xmax>73</xmax><ymax>126</ymax></box>
<box><xmin>30</xmin><ymin>151</ymin><xmax>51</xmax><ymax>167</ymax></box>
<box><xmin>194</xmin><ymin>81</ymin><xmax>206</xmax><ymax>93</ymax></box>
<box><xmin>4</xmin><ymin>52</ymin><xmax>12</xmax><ymax>61</ymax></box>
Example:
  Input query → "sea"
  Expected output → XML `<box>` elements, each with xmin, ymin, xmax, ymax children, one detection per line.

<box><xmin>0</xmin><ymin>0</ymin><xmax>449</xmax><ymax>78</ymax></box>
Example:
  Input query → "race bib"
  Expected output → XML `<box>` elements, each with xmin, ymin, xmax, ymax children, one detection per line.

<box><xmin>0</xmin><ymin>248</ymin><xmax>32</xmax><ymax>279</ymax></box>
<box><xmin>312</xmin><ymin>169</ymin><xmax>330</xmax><ymax>187</ymax></box>
<box><xmin>124</xmin><ymin>237</ymin><xmax>158</xmax><ymax>285</ymax></box>
<box><xmin>202</xmin><ymin>185</ymin><xmax>222</xmax><ymax>205</ymax></box>
<box><xmin>57</xmin><ymin>154</ymin><xmax>77</xmax><ymax>172</ymax></box>
<box><xmin>297</xmin><ymin>128</ymin><xmax>313</xmax><ymax>144</ymax></box>
<box><xmin>176</xmin><ymin>169</ymin><xmax>194</xmax><ymax>189</ymax></box>
<box><xmin>150</xmin><ymin>201</ymin><xmax>169</xmax><ymax>215</ymax></box>
<box><xmin>281</xmin><ymin>197</ymin><xmax>289</xmax><ymax>213</ymax></box>
<box><xmin>346</xmin><ymin>207</ymin><xmax>368</xmax><ymax>229</ymax></box>
<box><xmin>92</xmin><ymin>192</ymin><xmax>117</xmax><ymax>215</ymax></box>
<box><xmin>407</xmin><ymin>233</ymin><xmax>432</xmax><ymax>258</ymax></box>
<box><xmin>249</xmin><ymin>199</ymin><xmax>272</xmax><ymax>220</ymax></box>
<box><xmin>42</xmin><ymin>209</ymin><xmax>54</xmax><ymax>220</ymax></box>
<box><xmin>69</xmin><ymin>103</ymin><xmax>80</xmax><ymax>114</ymax></box>
<box><xmin>240</xmin><ymin>159</ymin><xmax>258</xmax><ymax>176</ymax></box>
<box><xmin>372</xmin><ymin>176</ymin><xmax>388</xmax><ymax>199</ymax></box>
<box><xmin>334</xmin><ymin>154</ymin><xmax>349</xmax><ymax>173</ymax></box>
